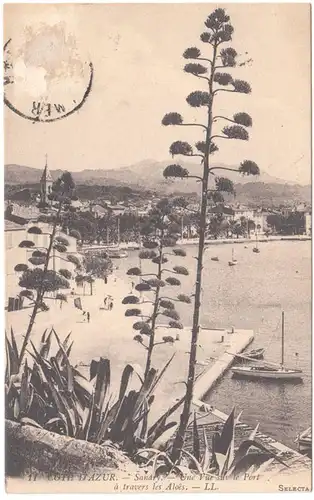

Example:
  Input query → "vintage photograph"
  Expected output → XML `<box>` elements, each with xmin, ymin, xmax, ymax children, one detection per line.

<box><xmin>4</xmin><ymin>3</ymin><xmax>312</xmax><ymax>493</ymax></box>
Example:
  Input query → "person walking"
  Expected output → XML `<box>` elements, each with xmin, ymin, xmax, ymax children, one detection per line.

<box><xmin>87</xmin><ymin>311</ymin><xmax>90</xmax><ymax>323</ymax></box>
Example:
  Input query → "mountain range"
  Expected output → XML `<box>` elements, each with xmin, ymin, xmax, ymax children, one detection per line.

<box><xmin>4</xmin><ymin>162</ymin><xmax>311</xmax><ymax>207</ymax></box>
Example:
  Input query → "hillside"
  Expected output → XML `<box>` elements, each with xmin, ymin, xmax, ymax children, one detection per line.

<box><xmin>4</xmin><ymin>163</ymin><xmax>311</xmax><ymax>207</ymax></box>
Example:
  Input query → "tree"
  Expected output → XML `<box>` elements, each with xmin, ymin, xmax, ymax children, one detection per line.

<box><xmin>81</xmin><ymin>253</ymin><xmax>113</xmax><ymax>295</ymax></box>
<box><xmin>16</xmin><ymin>172</ymin><xmax>77</xmax><ymax>364</ymax></box>
<box><xmin>162</xmin><ymin>8</ymin><xmax>259</xmax><ymax>462</ymax></box>
<box><xmin>122</xmin><ymin>198</ymin><xmax>191</xmax><ymax>377</ymax></box>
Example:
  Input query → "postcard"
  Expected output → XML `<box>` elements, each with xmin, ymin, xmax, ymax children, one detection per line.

<box><xmin>4</xmin><ymin>3</ymin><xmax>312</xmax><ymax>493</ymax></box>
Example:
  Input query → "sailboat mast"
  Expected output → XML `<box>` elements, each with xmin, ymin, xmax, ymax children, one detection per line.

<box><xmin>117</xmin><ymin>217</ymin><xmax>120</xmax><ymax>245</ymax></box>
<box><xmin>281</xmin><ymin>311</ymin><xmax>285</xmax><ymax>367</ymax></box>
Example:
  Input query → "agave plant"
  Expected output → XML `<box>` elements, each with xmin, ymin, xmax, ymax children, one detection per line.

<box><xmin>5</xmin><ymin>328</ymin><xmax>181</xmax><ymax>458</ymax></box>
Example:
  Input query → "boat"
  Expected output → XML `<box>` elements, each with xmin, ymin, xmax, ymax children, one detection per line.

<box><xmin>107</xmin><ymin>248</ymin><xmax>128</xmax><ymax>259</ymax></box>
<box><xmin>253</xmin><ymin>232</ymin><xmax>260</xmax><ymax>253</ymax></box>
<box><xmin>234</xmin><ymin>347</ymin><xmax>265</xmax><ymax>362</ymax></box>
<box><xmin>211</xmin><ymin>256</ymin><xmax>219</xmax><ymax>262</ymax></box>
<box><xmin>228</xmin><ymin>248</ymin><xmax>237</xmax><ymax>266</ymax></box>
<box><xmin>297</xmin><ymin>427</ymin><xmax>312</xmax><ymax>454</ymax></box>
<box><xmin>230</xmin><ymin>312</ymin><xmax>303</xmax><ymax>381</ymax></box>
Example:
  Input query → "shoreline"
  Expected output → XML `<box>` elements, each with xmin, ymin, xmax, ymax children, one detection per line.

<box><xmin>177</xmin><ymin>235</ymin><xmax>311</xmax><ymax>247</ymax></box>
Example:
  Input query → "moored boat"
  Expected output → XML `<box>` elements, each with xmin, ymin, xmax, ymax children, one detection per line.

<box><xmin>234</xmin><ymin>347</ymin><xmax>265</xmax><ymax>362</ymax></box>
<box><xmin>230</xmin><ymin>312</ymin><xmax>303</xmax><ymax>381</ymax></box>
<box><xmin>297</xmin><ymin>427</ymin><xmax>312</xmax><ymax>454</ymax></box>
<box><xmin>107</xmin><ymin>248</ymin><xmax>128</xmax><ymax>258</ymax></box>
<box><xmin>231</xmin><ymin>365</ymin><xmax>303</xmax><ymax>380</ymax></box>
<box><xmin>211</xmin><ymin>256</ymin><xmax>219</xmax><ymax>262</ymax></box>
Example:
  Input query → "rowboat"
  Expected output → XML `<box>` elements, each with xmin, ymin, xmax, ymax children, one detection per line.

<box><xmin>107</xmin><ymin>248</ymin><xmax>128</xmax><ymax>259</ymax></box>
<box><xmin>297</xmin><ymin>427</ymin><xmax>312</xmax><ymax>454</ymax></box>
<box><xmin>234</xmin><ymin>347</ymin><xmax>265</xmax><ymax>362</ymax></box>
<box><xmin>211</xmin><ymin>256</ymin><xmax>219</xmax><ymax>262</ymax></box>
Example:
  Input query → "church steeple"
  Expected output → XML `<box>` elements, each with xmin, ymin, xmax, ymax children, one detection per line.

<box><xmin>40</xmin><ymin>154</ymin><xmax>53</xmax><ymax>204</ymax></box>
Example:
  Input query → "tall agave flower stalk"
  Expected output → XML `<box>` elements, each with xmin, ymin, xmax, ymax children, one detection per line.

<box><xmin>122</xmin><ymin>198</ymin><xmax>191</xmax><ymax>378</ymax></box>
<box><xmin>162</xmin><ymin>8</ymin><xmax>260</xmax><ymax>462</ymax></box>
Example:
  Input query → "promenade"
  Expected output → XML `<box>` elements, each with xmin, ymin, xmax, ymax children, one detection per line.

<box><xmin>7</xmin><ymin>274</ymin><xmax>253</xmax><ymax>424</ymax></box>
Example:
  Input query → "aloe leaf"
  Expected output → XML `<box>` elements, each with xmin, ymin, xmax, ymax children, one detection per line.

<box><xmin>44</xmin><ymin>417</ymin><xmax>64</xmax><ymax>428</ymax></box>
<box><xmin>249</xmin><ymin>423</ymin><xmax>260</xmax><ymax>441</ymax></box>
<box><xmin>83</xmin><ymin>392</ymin><xmax>95</xmax><ymax>440</ymax></box>
<box><xmin>10</xmin><ymin>327</ymin><xmax>20</xmax><ymax>365</ymax></box>
<box><xmin>133</xmin><ymin>368</ymin><xmax>158</xmax><ymax>418</ymax></box>
<box><xmin>151</xmin><ymin>353</ymin><xmax>175</xmax><ymax>393</ymax></box>
<box><xmin>180</xmin><ymin>449</ymin><xmax>203</xmax><ymax>474</ymax></box>
<box><xmin>95</xmin><ymin>399</ymin><xmax>111</xmax><ymax>444</ymax></box>
<box><xmin>51</xmin><ymin>334</ymin><xmax>74</xmax><ymax>393</ymax></box>
<box><xmin>19</xmin><ymin>359</ymin><xmax>29</xmax><ymax>414</ymax></box>
<box><xmin>148</xmin><ymin>396</ymin><xmax>184</xmax><ymax>440</ymax></box>
<box><xmin>192</xmin><ymin>411</ymin><xmax>201</xmax><ymax>462</ymax></box>
<box><xmin>229</xmin><ymin>439</ymin><xmax>288</xmax><ymax>475</ymax></box>
<box><xmin>201</xmin><ymin>427</ymin><xmax>211</xmax><ymax>471</ymax></box>
<box><xmin>6</xmin><ymin>335</ymin><xmax>19</xmax><ymax>376</ymax></box>
<box><xmin>148</xmin><ymin>422</ymin><xmax>177</xmax><ymax>447</ymax></box>
<box><xmin>217</xmin><ymin>408</ymin><xmax>235</xmax><ymax>456</ymax></box>
<box><xmin>229</xmin><ymin>452</ymin><xmax>277</xmax><ymax>479</ymax></box>
<box><xmin>13</xmin><ymin>398</ymin><xmax>20</xmax><ymax>419</ymax></box>
<box><xmin>20</xmin><ymin>417</ymin><xmax>43</xmax><ymax>428</ymax></box>
<box><xmin>94</xmin><ymin>358</ymin><xmax>110</xmax><ymax>412</ymax></box>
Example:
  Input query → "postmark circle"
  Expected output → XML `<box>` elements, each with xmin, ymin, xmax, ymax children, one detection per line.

<box><xmin>3</xmin><ymin>27</ymin><xmax>93</xmax><ymax>123</ymax></box>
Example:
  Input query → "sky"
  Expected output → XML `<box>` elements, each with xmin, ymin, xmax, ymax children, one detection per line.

<box><xmin>4</xmin><ymin>3</ymin><xmax>311</xmax><ymax>185</ymax></box>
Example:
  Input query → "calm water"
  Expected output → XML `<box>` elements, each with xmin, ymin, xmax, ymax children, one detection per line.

<box><xmin>115</xmin><ymin>240</ymin><xmax>311</xmax><ymax>448</ymax></box>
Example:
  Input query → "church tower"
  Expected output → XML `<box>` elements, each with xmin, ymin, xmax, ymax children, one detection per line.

<box><xmin>40</xmin><ymin>155</ymin><xmax>53</xmax><ymax>204</ymax></box>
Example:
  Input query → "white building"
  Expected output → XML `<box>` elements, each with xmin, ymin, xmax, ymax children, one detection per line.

<box><xmin>5</xmin><ymin>220</ymin><xmax>79</xmax><ymax>303</ymax></box>
<box><xmin>305</xmin><ymin>212</ymin><xmax>311</xmax><ymax>236</ymax></box>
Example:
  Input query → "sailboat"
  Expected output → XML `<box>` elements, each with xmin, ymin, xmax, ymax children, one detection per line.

<box><xmin>253</xmin><ymin>232</ymin><xmax>260</xmax><ymax>253</ymax></box>
<box><xmin>228</xmin><ymin>248</ymin><xmax>237</xmax><ymax>266</ymax></box>
<box><xmin>231</xmin><ymin>312</ymin><xmax>303</xmax><ymax>380</ymax></box>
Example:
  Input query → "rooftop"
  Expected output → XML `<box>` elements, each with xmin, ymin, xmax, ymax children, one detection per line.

<box><xmin>5</xmin><ymin>220</ymin><xmax>26</xmax><ymax>231</ymax></box>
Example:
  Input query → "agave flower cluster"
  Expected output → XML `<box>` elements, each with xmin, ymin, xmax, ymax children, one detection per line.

<box><xmin>122</xmin><ymin>198</ymin><xmax>191</xmax><ymax>375</ymax></box>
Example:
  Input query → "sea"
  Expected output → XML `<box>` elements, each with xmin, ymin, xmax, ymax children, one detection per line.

<box><xmin>115</xmin><ymin>239</ymin><xmax>311</xmax><ymax>448</ymax></box>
